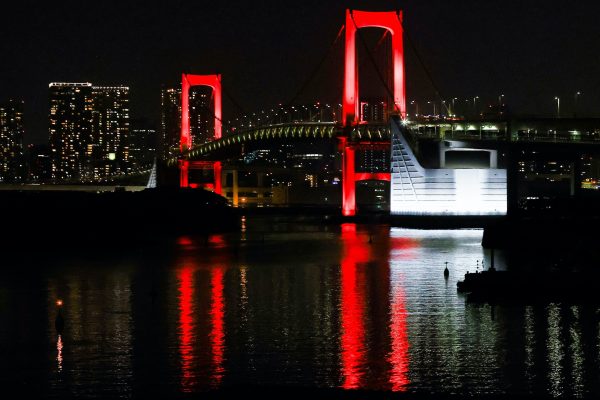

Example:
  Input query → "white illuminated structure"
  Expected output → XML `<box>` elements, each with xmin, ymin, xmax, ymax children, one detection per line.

<box><xmin>390</xmin><ymin>118</ymin><xmax>507</xmax><ymax>216</ymax></box>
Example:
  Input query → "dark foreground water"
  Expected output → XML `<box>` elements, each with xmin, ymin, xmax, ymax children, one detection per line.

<box><xmin>1</xmin><ymin>216</ymin><xmax>600</xmax><ymax>398</ymax></box>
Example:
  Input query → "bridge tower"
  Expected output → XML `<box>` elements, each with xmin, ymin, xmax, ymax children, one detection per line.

<box><xmin>179</xmin><ymin>73</ymin><xmax>222</xmax><ymax>194</ymax></box>
<box><xmin>341</xmin><ymin>10</ymin><xmax>404</xmax><ymax>216</ymax></box>
<box><xmin>342</xmin><ymin>9</ymin><xmax>405</xmax><ymax>126</ymax></box>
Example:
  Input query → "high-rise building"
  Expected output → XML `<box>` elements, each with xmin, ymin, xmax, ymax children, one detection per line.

<box><xmin>91</xmin><ymin>86</ymin><xmax>130</xmax><ymax>178</ymax></box>
<box><xmin>48</xmin><ymin>82</ymin><xmax>93</xmax><ymax>181</ymax></box>
<box><xmin>189</xmin><ymin>89</ymin><xmax>214</xmax><ymax>147</ymax></box>
<box><xmin>160</xmin><ymin>85</ymin><xmax>213</xmax><ymax>159</ymax></box>
<box><xmin>49</xmin><ymin>83</ymin><xmax>131</xmax><ymax>182</ymax></box>
<box><xmin>360</xmin><ymin>99</ymin><xmax>388</xmax><ymax>122</ymax></box>
<box><xmin>129</xmin><ymin>126</ymin><xmax>157</xmax><ymax>171</ymax></box>
<box><xmin>160</xmin><ymin>87</ymin><xmax>180</xmax><ymax>159</ymax></box>
<box><xmin>26</xmin><ymin>144</ymin><xmax>52</xmax><ymax>183</ymax></box>
<box><xmin>0</xmin><ymin>99</ymin><xmax>25</xmax><ymax>182</ymax></box>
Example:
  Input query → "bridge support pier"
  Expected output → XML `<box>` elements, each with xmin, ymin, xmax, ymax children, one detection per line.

<box><xmin>343</xmin><ymin>145</ymin><xmax>356</xmax><ymax>217</ymax></box>
<box><xmin>213</xmin><ymin>161</ymin><xmax>222</xmax><ymax>195</ymax></box>
<box><xmin>340</xmin><ymin>138</ymin><xmax>392</xmax><ymax>216</ymax></box>
<box><xmin>179</xmin><ymin>160</ymin><xmax>189</xmax><ymax>188</ymax></box>
<box><xmin>179</xmin><ymin>160</ymin><xmax>222</xmax><ymax>195</ymax></box>
<box><xmin>232</xmin><ymin>170</ymin><xmax>239</xmax><ymax>207</ymax></box>
<box><xmin>340</xmin><ymin>138</ymin><xmax>356</xmax><ymax>217</ymax></box>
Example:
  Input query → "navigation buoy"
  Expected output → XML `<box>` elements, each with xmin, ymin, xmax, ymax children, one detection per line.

<box><xmin>444</xmin><ymin>261</ymin><xmax>449</xmax><ymax>279</ymax></box>
<box><xmin>55</xmin><ymin>299</ymin><xmax>64</xmax><ymax>334</ymax></box>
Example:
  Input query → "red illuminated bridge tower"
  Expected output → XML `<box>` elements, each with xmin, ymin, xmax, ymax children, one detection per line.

<box><xmin>341</xmin><ymin>9</ymin><xmax>406</xmax><ymax>216</ymax></box>
<box><xmin>179</xmin><ymin>73</ymin><xmax>222</xmax><ymax>194</ymax></box>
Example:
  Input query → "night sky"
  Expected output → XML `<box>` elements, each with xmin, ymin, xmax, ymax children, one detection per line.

<box><xmin>2</xmin><ymin>0</ymin><xmax>600</xmax><ymax>144</ymax></box>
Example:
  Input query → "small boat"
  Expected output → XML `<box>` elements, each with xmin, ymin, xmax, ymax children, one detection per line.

<box><xmin>457</xmin><ymin>248</ymin><xmax>600</xmax><ymax>304</ymax></box>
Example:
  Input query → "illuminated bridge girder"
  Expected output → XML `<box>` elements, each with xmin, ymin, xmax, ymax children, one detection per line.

<box><xmin>169</xmin><ymin>123</ymin><xmax>392</xmax><ymax>165</ymax></box>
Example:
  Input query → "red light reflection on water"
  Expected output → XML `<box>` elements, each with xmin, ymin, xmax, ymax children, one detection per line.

<box><xmin>389</xmin><ymin>236</ymin><xmax>419</xmax><ymax>260</ymax></box>
<box><xmin>209</xmin><ymin>267</ymin><xmax>225</xmax><ymax>387</ymax></box>
<box><xmin>177</xmin><ymin>236</ymin><xmax>193</xmax><ymax>247</ymax></box>
<box><xmin>178</xmin><ymin>267</ymin><xmax>195</xmax><ymax>392</ymax></box>
<box><xmin>208</xmin><ymin>234</ymin><xmax>227</xmax><ymax>248</ymax></box>
<box><xmin>340</xmin><ymin>223</ymin><xmax>368</xmax><ymax>389</ymax></box>
<box><xmin>387</xmin><ymin>233</ymin><xmax>414</xmax><ymax>391</ymax></box>
<box><xmin>178</xmin><ymin>263</ymin><xmax>226</xmax><ymax>391</ymax></box>
<box><xmin>389</xmin><ymin>282</ymin><xmax>409</xmax><ymax>391</ymax></box>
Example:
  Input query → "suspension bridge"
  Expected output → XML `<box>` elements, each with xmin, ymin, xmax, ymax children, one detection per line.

<box><xmin>147</xmin><ymin>8</ymin><xmax>600</xmax><ymax>217</ymax></box>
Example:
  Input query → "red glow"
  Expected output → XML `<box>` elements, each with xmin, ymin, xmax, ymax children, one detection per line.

<box><xmin>213</xmin><ymin>161</ymin><xmax>222</xmax><ymax>195</ymax></box>
<box><xmin>340</xmin><ymin>137</ymin><xmax>392</xmax><ymax>216</ymax></box>
<box><xmin>389</xmin><ymin>237</ymin><xmax>418</xmax><ymax>249</ymax></box>
<box><xmin>208</xmin><ymin>234</ymin><xmax>226</xmax><ymax>248</ymax></box>
<box><xmin>180</xmin><ymin>74</ymin><xmax>223</xmax><ymax>189</ymax></box>
<box><xmin>390</xmin><ymin>237</ymin><xmax>419</xmax><ymax>260</ymax></box>
<box><xmin>389</xmin><ymin>281</ymin><xmax>409</xmax><ymax>391</ymax></box>
<box><xmin>342</xmin><ymin>141</ymin><xmax>356</xmax><ymax>217</ymax></box>
<box><xmin>181</xmin><ymin>161</ymin><xmax>221</xmax><ymax>193</ymax></box>
<box><xmin>177</xmin><ymin>236</ymin><xmax>193</xmax><ymax>246</ymax></box>
<box><xmin>181</xmin><ymin>73</ymin><xmax>222</xmax><ymax>152</ymax></box>
<box><xmin>179</xmin><ymin>160</ymin><xmax>189</xmax><ymax>188</ymax></box>
<box><xmin>343</xmin><ymin>10</ymin><xmax>405</xmax><ymax>126</ymax></box>
<box><xmin>340</xmin><ymin>223</ymin><xmax>368</xmax><ymax>389</ymax></box>
<box><xmin>178</xmin><ymin>267</ymin><xmax>195</xmax><ymax>392</ymax></box>
<box><xmin>354</xmin><ymin>172</ymin><xmax>391</xmax><ymax>182</ymax></box>
<box><xmin>209</xmin><ymin>268</ymin><xmax>225</xmax><ymax>387</ymax></box>
<box><xmin>189</xmin><ymin>161</ymin><xmax>217</xmax><ymax>168</ymax></box>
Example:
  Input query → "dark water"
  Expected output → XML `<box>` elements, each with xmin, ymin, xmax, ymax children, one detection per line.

<box><xmin>1</xmin><ymin>216</ymin><xmax>600</xmax><ymax>398</ymax></box>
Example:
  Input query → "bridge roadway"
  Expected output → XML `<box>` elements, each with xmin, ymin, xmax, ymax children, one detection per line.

<box><xmin>171</xmin><ymin>117</ymin><xmax>600</xmax><ymax>165</ymax></box>
<box><xmin>166</xmin><ymin>117</ymin><xmax>600</xmax><ymax>216</ymax></box>
<box><xmin>169</xmin><ymin>122</ymin><xmax>390</xmax><ymax>165</ymax></box>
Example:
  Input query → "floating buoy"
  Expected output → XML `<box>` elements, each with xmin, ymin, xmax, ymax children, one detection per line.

<box><xmin>444</xmin><ymin>261</ymin><xmax>449</xmax><ymax>279</ymax></box>
<box><xmin>55</xmin><ymin>299</ymin><xmax>64</xmax><ymax>334</ymax></box>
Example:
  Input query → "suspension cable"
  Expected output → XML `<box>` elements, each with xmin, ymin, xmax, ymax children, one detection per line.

<box><xmin>397</xmin><ymin>13</ymin><xmax>451</xmax><ymax>115</ymax></box>
<box><xmin>285</xmin><ymin>24</ymin><xmax>345</xmax><ymax>107</ymax></box>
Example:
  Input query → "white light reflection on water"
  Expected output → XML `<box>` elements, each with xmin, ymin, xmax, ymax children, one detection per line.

<box><xmin>0</xmin><ymin>220</ymin><xmax>595</xmax><ymax>398</ymax></box>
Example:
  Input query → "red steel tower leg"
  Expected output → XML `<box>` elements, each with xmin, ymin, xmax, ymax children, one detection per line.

<box><xmin>180</xmin><ymin>73</ymin><xmax>223</xmax><ymax>189</ymax></box>
<box><xmin>179</xmin><ymin>160</ymin><xmax>189</xmax><ymax>188</ymax></box>
<box><xmin>213</xmin><ymin>161</ymin><xmax>222</xmax><ymax>195</ymax></box>
<box><xmin>342</xmin><ymin>139</ymin><xmax>356</xmax><ymax>217</ymax></box>
<box><xmin>343</xmin><ymin>9</ymin><xmax>406</xmax><ymax>127</ymax></box>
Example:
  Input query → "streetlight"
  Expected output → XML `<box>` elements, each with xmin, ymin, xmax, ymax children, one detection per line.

<box><xmin>451</xmin><ymin>98</ymin><xmax>458</xmax><ymax>116</ymax></box>
<box><xmin>574</xmin><ymin>91</ymin><xmax>581</xmax><ymax>117</ymax></box>
<box><xmin>411</xmin><ymin>100</ymin><xmax>419</xmax><ymax>117</ymax></box>
<box><xmin>555</xmin><ymin>96</ymin><xmax>560</xmax><ymax>118</ymax></box>
<box><xmin>427</xmin><ymin>101</ymin><xmax>436</xmax><ymax>116</ymax></box>
<box><xmin>498</xmin><ymin>94</ymin><xmax>505</xmax><ymax>106</ymax></box>
<box><xmin>473</xmin><ymin>96</ymin><xmax>479</xmax><ymax>115</ymax></box>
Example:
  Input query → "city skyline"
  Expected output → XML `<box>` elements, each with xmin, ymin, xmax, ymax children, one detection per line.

<box><xmin>2</xmin><ymin>0</ymin><xmax>600</xmax><ymax>144</ymax></box>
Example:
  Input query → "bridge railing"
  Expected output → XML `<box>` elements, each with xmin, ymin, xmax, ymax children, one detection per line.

<box><xmin>170</xmin><ymin>120</ymin><xmax>600</xmax><ymax>167</ymax></box>
<box><xmin>511</xmin><ymin>131</ymin><xmax>600</xmax><ymax>144</ymax></box>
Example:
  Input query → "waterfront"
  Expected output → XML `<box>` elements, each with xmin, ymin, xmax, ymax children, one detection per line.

<box><xmin>1</xmin><ymin>215</ymin><xmax>599</xmax><ymax>398</ymax></box>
